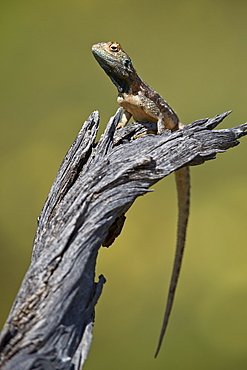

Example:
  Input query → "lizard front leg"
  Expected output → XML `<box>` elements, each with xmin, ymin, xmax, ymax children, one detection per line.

<box><xmin>116</xmin><ymin>110</ymin><xmax>132</xmax><ymax>129</ymax></box>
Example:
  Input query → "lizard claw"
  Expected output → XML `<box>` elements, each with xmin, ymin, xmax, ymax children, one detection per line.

<box><xmin>116</xmin><ymin>122</ymin><xmax>126</xmax><ymax>130</ymax></box>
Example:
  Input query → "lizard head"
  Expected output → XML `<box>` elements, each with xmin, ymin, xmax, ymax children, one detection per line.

<box><xmin>92</xmin><ymin>42</ymin><xmax>136</xmax><ymax>93</ymax></box>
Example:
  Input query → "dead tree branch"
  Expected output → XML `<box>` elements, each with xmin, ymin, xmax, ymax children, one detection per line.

<box><xmin>0</xmin><ymin>109</ymin><xmax>246</xmax><ymax>369</ymax></box>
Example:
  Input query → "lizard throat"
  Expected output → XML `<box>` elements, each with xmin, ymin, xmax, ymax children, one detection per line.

<box><xmin>108</xmin><ymin>73</ymin><xmax>132</xmax><ymax>94</ymax></box>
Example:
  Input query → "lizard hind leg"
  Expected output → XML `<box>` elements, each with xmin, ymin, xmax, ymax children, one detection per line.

<box><xmin>157</xmin><ymin>113</ymin><xmax>166</xmax><ymax>134</ymax></box>
<box><xmin>157</xmin><ymin>113</ymin><xmax>177</xmax><ymax>133</ymax></box>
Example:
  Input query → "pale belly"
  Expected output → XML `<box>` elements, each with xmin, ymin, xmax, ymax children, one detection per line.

<box><xmin>117</xmin><ymin>93</ymin><xmax>158</xmax><ymax>123</ymax></box>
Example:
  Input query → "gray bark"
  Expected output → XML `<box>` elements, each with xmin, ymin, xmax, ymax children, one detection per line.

<box><xmin>0</xmin><ymin>109</ymin><xmax>246</xmax><ymax>369</ymax></box>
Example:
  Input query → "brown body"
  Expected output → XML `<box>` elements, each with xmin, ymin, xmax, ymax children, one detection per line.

<box><xmin>117</xmin><ymin>81</ymin><xmax>179</xmax><ymax>132</ymax></box>
<box><xmin>92</xmin><ymin>42</ymin><xmax>190</xmax><ymax>357</ymax></box>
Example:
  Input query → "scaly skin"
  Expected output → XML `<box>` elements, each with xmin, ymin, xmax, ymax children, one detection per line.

<box><xmin>92</xmin><ymin>41</ymin><xmax>190</xmax><ymax>356</ymax></box>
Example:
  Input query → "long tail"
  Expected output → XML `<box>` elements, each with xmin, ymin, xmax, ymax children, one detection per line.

<box><xmin>154</xmin><ymin>166</ymin><xmax>190</xmax><ymax>357</ymax></box>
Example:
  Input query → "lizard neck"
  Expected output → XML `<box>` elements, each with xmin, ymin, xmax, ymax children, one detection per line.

<box><xmin>117</xmin><ymin>73</ymin><xmax>143</xmax><ymax>95</ymax></box>
<box><xmin>111</xmin><ymin>71</ymin><xmax>141</xmax><ymax>95</ymax></box>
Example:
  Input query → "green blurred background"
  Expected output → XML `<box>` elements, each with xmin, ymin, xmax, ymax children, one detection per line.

<box><xmin>1</xmin><ymin>0</ymin><xmax>247</xmax><ymax>369</ymax></box>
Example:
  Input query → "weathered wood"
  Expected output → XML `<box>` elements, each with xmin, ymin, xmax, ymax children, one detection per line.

<box><xmin>0</xmin><ymin>109</ymin><xmax>246</xmax><ymax>369</ymax></box>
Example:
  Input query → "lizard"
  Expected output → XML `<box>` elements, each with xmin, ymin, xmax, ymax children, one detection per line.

<box><xmin>92</xmin><ymin>41</ymin><xmax>190</xmax><ymax>357</ymax></box>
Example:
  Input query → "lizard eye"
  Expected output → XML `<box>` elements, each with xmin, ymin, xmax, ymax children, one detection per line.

<box><xmin>110</xmin><ymin>43</ymin><xmax>119</xmax><ymax>52</ymax></box>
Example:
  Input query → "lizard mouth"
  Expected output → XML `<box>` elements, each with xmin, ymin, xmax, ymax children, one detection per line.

<box><xmin>92</xmin><ymin>50</ymin><xmax>111</xmax><ymax>72</ymax></box>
